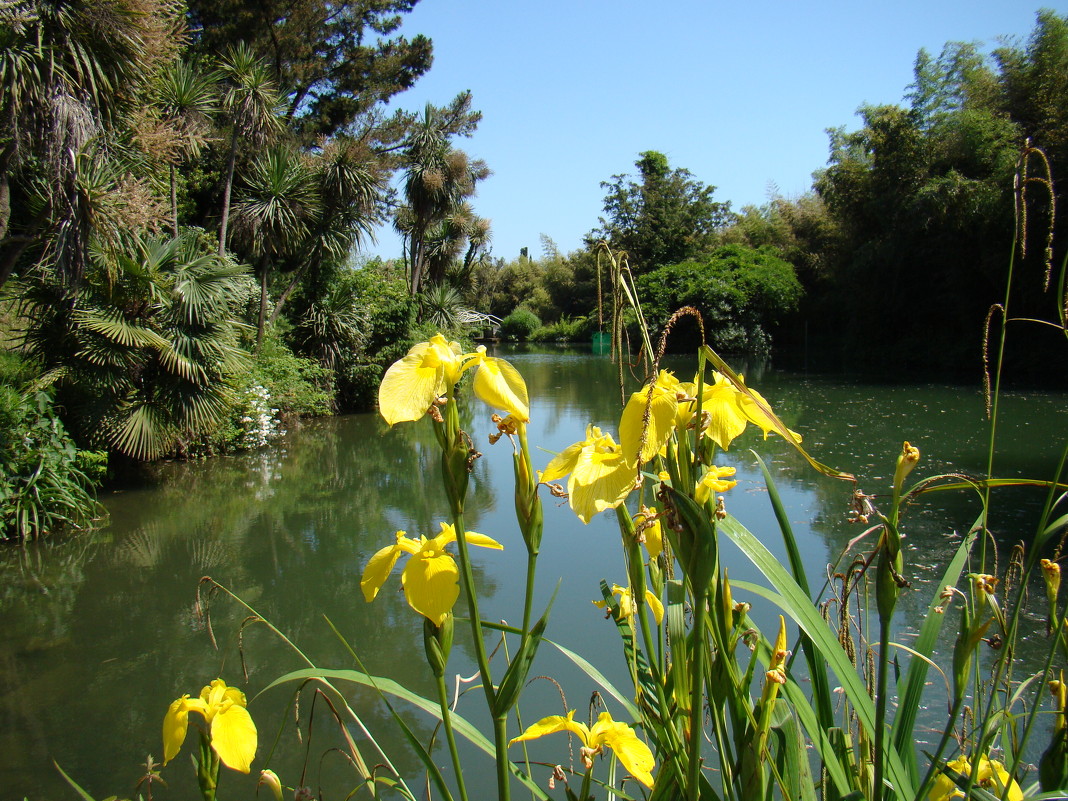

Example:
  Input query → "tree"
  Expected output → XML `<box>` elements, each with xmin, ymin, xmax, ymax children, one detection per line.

<box><xmin>186</xmin><ymin>0</ymin><xmax>432</xmax><ymax>138</ymax></box>
<box><xmin>637</xmin><ymin>244</ymin><xmax>803</xmax><ymax>354</ymax></box>
<box><xmin>393</xmin><ymin>94</ymin><xmax>488</xmax><ymax>295</ymax></box>
<box><xmin>229</xmin><ymin>145</ymin><xmax>321</xmax><ymax>349</ymax></box>
<box><xmin>18</xmin><ymin>231</ymin><xmax>253</xmax><ymax>460</ymax></box>
<box><xmin>215</xmin><ymin>43</ymin><xmax>284</xmax><ymax>257</ymax></box>
<box><xmin>157</xmin><ymin>59</ymin><xmax>219</xmax><ymax>234</ymax></box>
<box><xmin>592</xmin><ymin>150</ymin><xmax>730</xmax><ymax>273</ymax></box>
<box><xmin>0</xmin><ymin>0</ymin><xmax>181</xmax><ymax>289</ymax></box>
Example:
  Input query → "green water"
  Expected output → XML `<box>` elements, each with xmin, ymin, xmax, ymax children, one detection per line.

<box><xmin>1</xmin><ymin>347</ymin><xmax>1066</xmax><ymax>800</ymax></box>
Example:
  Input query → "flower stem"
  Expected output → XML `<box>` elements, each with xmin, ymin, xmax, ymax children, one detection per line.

<box><xmin>450</xmin><ymin>508</ymin><xmax>509</xmax><ymax>800</ymax></box>
<box><xmin>687</xmin><ymin>583</ymin><xmax>708</xmax><ymax>801</ymax></box>
<box><xmin>435</xmin><ymin>672</ymin><xmax>469</xmax><ymax>801</ymax></box>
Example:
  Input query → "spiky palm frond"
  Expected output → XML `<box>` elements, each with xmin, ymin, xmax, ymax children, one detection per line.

<box><xmin>18</xmin><ymin>230</ymin><xmax>252</xmax><ymax>459</ymax></box>
<box><xmin>231</xmin><ymin>146</ymin><xmax>320</xmax><ymax>261</ymax></box>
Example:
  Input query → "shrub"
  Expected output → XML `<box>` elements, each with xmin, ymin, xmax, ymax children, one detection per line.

<box><xmin>499</xmin><ymin>307</ymin><xmax>541</xmax><ymax>341</ymax></box>
<box><xmin>638</xmin><ymin>244</ymin><xmax>802</xmax><ymax>354</ymax></box>
<box><xmin>530</xmin><ymin>315</ymin><xmax>588</xmax><ymax>342</ymax></box>
<box><xmin>0</xmin><ymin>385</ymin><xmax>104</xmax><ymax>541</ymax></box>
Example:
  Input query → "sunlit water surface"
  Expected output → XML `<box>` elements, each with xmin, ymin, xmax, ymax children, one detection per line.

<box><xmin>1</xmin><ymin>346</ymin><xmax>1066</xmax><ymax>799</ymax></box>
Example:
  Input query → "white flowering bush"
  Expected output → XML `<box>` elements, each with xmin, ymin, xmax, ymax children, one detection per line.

<box><xmin>235</xmin><ymin>383</ymin><xmax>284</xmax><ymax>450</ymax></box>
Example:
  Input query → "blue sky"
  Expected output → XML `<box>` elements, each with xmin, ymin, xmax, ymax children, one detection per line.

<box><xmin>362</xmin><ymin>1</ymin><xmax>1054</xmax><ymax>262</ymax></box>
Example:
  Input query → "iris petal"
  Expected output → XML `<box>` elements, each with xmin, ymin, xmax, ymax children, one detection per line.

<box><xmin>593</xmin><ymin>713</ymin><xmax>656</xmax><ymax>788</ymax></box>
<box><xmin>162</xmin><ymin>697</ymin><xmax>190</xmax><ymax>766</ymax></box>
<box><xmin>473</xmin><ymin>354</ymin><xmax>530</xmax><ymax>421</ymax></box>
<box><xmin>210</xmin><ymin>703</ymin><xmax>258</xmax><ymax>773</ymax></box>
<box><xmin>569</xmin><ymin>450</ymin><xmax>636</xmax><ymax>524</ymax></box>
<box><xmin>378</xmin><ymin>342</ymin><xmax>445</xmax><ymax>426</ymax></box>
<box><xmin>509</xmin><ymin>710</ymin><xmax>589</xmax><ymax>745</ymax></box>
<box><xmin>361</xmin><ymin>533</ymin><xmax>417</xmax><ymax>602</ymax></box>
<box><xmin>402</xmin><ymin>550</ymin><xmax>460</xmax><ymax>625</ymax></box>
<box><xmin>619</xmin><ymin>373</ymin><xmax>679</xmax><ymax>465</ymax></box>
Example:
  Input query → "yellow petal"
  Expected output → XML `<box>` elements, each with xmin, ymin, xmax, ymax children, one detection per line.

<box><xmin>361</xmin><ymin>532</ymin><xmax>419</xmax><ymax>602</ymax></box>
<box><xmin>619</xmin><ymin>373</ymin><xmax>679</xmax><ymax>466</ymax></box>
<box><xmin>645</xmin><ymin>591</ymin><xmax>664</xmax><ymax>625</ymax></box>
<box><xmin>694</xmin><ymin>466</ymin><xmax>737</xmax><ymax>506</ymax></box>
<box><xmin>472</xmin><ymin>353</ymin><xmax>530</xmax><ymax>421</ymax></box>
<box><xmin>509</xmin><ymin>710</ymin><xmax>589</xmax><ymax>746</ymax></box>
<box><xmin>703</xmin><ymin>374</ymin><xmax>749</xmax><ymax>450</ymax></box>
<box><xmin>402</xmin><ymin>549</ymin><xmax>460</xmax><ymax>625</ymax></box>
<box><xmin>590</xmin><ymin>712</ymin><xmax>655</xmax><ymax>788</ymax></box>
<box><xmin>210</xmin><ymin>702</ymin><xmax>258</xmax><ymax>773</ymax></box>
<box><xmin>377</xmin><ymin>342</ymin><xmax>446</xmax><ymax>426</ymax></box>
<box><xmin>162</xmin><ymin>697</ymin><xmax>190</xmax><ymax>766</ymax></box>
<box><xmin>465</xmin><ymin>531</ymin><xmax>504</xmax><ymax>550</ymax></box>
<box><xmin>541</xmin><ymin>440</ymin><xmax>586</xmax><ymax>483</ymax></box>
<box><xmin>569</xmin><ymin>450</ymin><xmax>636</xmax><ymax>524</ymax></box>
<box><xmin>427</xmin><ymin>335</ymin><xmax>465</xmax><ymax>388</ymax></box>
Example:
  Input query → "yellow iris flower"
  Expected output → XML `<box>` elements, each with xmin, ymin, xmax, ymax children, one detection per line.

<box><xmin>594</xmin><ymin>583</ymin><xmax>665</xmax><ymax>625</ymax></box>
<box><xmin>378</xmin><ymin>335</ymin><xmax>465</xmax><ymax>425</ymax></box>
<box><xmin>541</xmin><ymin>424</ymin><xmax>637</xmax><ymax>524</ymax></box>
<box><xmin>378</xmin><ymin>335</ymin><xmax>530</xmax><ymax>425</ymax></box>
<box><xmin>163</xmin><ymin>679</ymin><xmax>257</xmax><ymax>773</ymax></box>
<box><xmin>361</xmin><ymin>523</ymin><xmax>503</xmax><ymax>625</ymax></box>
<box><xmin>676</xmin><ymin>372</ymin><xmax>801</xmax><ymax>450</ymax></box>
<box><xmin>509</xmin><ymin>709</ymin><xmax>655</xmax><ymax>788</ymax></box>
<box><xmin>694</xmin><ymin>465</ymin><xmax>738</xmax><ymax>506</ymax></box>
<box><xmin>619</xmin><ymin>370</ymin><xmax>682</xmax><ymax>465</ymax></box>
<box><xmin>928</xmin><ymin>755</ymin><xmax>1022</xmax><ymax>801</ymax></box>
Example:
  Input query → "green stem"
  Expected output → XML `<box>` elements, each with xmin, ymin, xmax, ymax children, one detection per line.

<box><xmin>687</xmin><ymin>586</ymin><xmax>708</xmax><ymax>801</ymax></box>
<box><xmin>873</xmin><ymin>615</ymin><xmax>892</xmax><ymax>801</ymax></box>
<box><xmin>579</xmin><ymin>765</ymin><xmax>594</xmax><ymax>801</ymax></box>
<box><xmin>494</xmin><ymin>715</ymin><xmax>512</xmax><ymax>801</ymax></box>
<box><xmin>450</xmin><ymin>508</ymin><xmax>508</xmax><ymax>800</ymax></box>
<box><xmin>436</xmin><ymin>672</ymin><xmax>468</xmax><ymax>801</ymax></box>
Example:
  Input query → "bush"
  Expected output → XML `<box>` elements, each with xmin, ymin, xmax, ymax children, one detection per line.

<box><xmin>637</xmin><ymin>244</ymin><xmax>802</xmax><ymax>354</ymax></box>
<box><xmin>499</xmin><ymin>307</ymin><xmax>541</xmax><ymax>341</ymax></box>
<box><xmin>530</xmin><ymin>315</ymin><xmax>589</xmax><ymax>343</ymax></box>
<box><xmin>0</xmin><ymin>384</ymin><xmax>104</xmax><ymax>541</ymax></box>
<box><xmin>254</xmin><ymin>334</ymin><xmax>334</xmax><ymax>420</ymax></box>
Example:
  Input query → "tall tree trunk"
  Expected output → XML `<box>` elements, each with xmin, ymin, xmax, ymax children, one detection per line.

<box><xmin>0</xmin><ymin>151</ymin><xmax>11</xmax><ymax>245</ymax></box>
<box><xmin>256</xmin><ymin>262</ymin><xmax>268</xmax><ymax>351</ymax></box>
<box><xmin>269</xmin><ymin>262</ymin><xmax>308</xmax><ymax>325</ymax></box>
<box><xmin>218</xmin><ymin>130</ymin><xmax>239</xmax><ymax>257</ymax></box>
<box><xmin>170</xmin><ymin>164</ymin><xmax>179</xmax><ymax>235</ymax></box>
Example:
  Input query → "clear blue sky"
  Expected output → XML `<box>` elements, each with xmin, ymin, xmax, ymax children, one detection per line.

<box><xmin>362</xmin><ymin>0</ymin><xmax>1054</xmax><ymax>263</ymax></box>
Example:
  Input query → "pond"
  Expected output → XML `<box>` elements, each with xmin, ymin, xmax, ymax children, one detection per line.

<box><xmin>2</xmin><ymin>345</ymin><xmax>1066</xmax><ymax>800</ymax></box>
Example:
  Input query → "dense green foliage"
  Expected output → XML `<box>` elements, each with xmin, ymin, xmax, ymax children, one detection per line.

<box><xmin>0</xmin><ymin>354</ymin><xmax>103</xmax><ymax>541</ymax></box>
<box><xmin>719</xmin><ymin>10</ymin><xmax>1068</xmax><ymax>376</ymax></box>
<box><xmin>638</xmin><ymin>244</ymin><xmax>803</xmax><ymax>354</ymax></box>
<box><xmin>498</xmin><ymin>307</ymin><xmax>541</xmax><ymax>341</ymax></box>
<box><xmin>592</xmin><ymin>150</ymin><xmax>731</xmax><ymax>274</ymax></box>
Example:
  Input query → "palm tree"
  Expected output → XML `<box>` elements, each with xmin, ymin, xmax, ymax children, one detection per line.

<box><xmin>216</xmin><ymin>43</ymin><xmax>284</xmax><ymax>257</ymax></box>
<box><xmin>19</xmin><ymin>231</ymin><xmax>253</xmax><ymax>460</ymax></box>
<box><xmin>157</xmin><ymin>59</ymin><xmax>219</xmax><ymax>234</ymax></box>
<box><xmin>396</xmin><ymin>104</ymin><xmax>490</xmax><ymax>294</ymax></box>
<box><xmin>229</xmin><ymin>145</ymin><xmax>320</xmax><ymax>349</ymax></box>
<box><xmin>0</xmin><ymin>0</ymin><xmax>164</xmax><ymax>289</ymax></box>
<box><xmin>267</xmin><ymin>135</ymin><xmax>386</xmax><ymax>326</ymax></box>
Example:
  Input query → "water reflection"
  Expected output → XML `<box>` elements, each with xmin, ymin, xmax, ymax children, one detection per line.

<box><xmin>0</xmin><ymin>348</ymin><xmax>1065</xmax><ymax>798</ymax></box>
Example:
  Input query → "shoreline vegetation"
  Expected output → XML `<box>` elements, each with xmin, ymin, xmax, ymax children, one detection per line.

<box><xmin>2</xmin><ymin>6</ymin><xmax>1068</xmax><ymax>797</ymax></box>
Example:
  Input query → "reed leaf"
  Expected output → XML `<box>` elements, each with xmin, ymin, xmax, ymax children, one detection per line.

<box><xmin>721</xmin><ymin>512</ymin><xmax>916</xmax><ymax>798</ymax></box>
